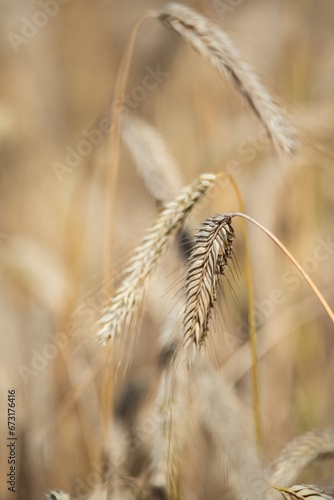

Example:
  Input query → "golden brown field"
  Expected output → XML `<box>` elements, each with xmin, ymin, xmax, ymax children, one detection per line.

<box><xmin>0</xmin><ymin>1</ymin><xmax>333</xmax><ymax>499</ymax></box>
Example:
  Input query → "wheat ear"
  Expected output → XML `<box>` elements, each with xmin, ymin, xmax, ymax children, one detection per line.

<box><xmin>158</xmin><ymin>3</ymin><xmax>297</xmax><ymax>156</ymax></box>
<box><xmin>97</xmin><ymin>174</ymin><xmax>216</xmax><ymax>346</ymax></box>
<box><xmin>122</xmin><ymin>115</ymin><xmax>184</xmax><ymax>202</ymax></box>
<box><xmin>183</xmin><ymin>214</ymin><xmax>234</xmax><ymax>357</ymax></box>
<box><xmin>269</xmin><ymin>430</ymin><xmax>334</xmax><ymax>487</ymax></box>
<box><xmin>272</xmin><ymin>484</ymin><xmax>334</xmax><ymax>500</ymax></box>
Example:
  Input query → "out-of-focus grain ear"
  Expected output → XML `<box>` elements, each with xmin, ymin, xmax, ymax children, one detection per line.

<box><xmin>158</xmin><ymin>3</ymin><xmax>298</xmax><ymax>156</ymax></box>
<box><xmin>268</xmin><ymin>430</ymin><xmax>334</xmax><ymax>487</ymax></box>
<box><xmin>122</xmin><ymin>115</ymin><xmax>184</xmax><ymax>203</ymax></box>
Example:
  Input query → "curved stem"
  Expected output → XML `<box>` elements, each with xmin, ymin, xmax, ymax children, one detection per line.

<box><xmin>101</xmin><ymin>10</ymin><xmax>157</xmax><ymax>475</ymax></box>
<box><xmin>105</xmin><ymin>10</ymin><xmax>157</xmax><ymax>295</ymax></box>
<box><xmin>216</xmin><ymin>173</ymin><xmax>263</xmax><ymax>461</ymax></box>
<box><xmin>232</xmin><ymin>212</ymin><xmax>334</xmax><ymax>323</ymax></box>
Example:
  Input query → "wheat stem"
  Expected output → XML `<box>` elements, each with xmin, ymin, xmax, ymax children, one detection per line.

<box><xmin>105</xmin><ymin>10</ymin><xmax>156</xmax><ymax>296</ymax></box>
<box><xmin>217</xmin><ymin>173</ymin><xmax>263</xmax><ymax>459</ymax></box>
<box><xmin>102</xmin><ymin>11</ymin><xmax>156</xmax><ymax>452</ymax></box>
<box><xmin>241</xmin><ymin>223</ymin><xmax>263</xmax><ymax>461</ymax></box>
<box><xmin>231</xmin><ymin>213</ymin><xmax>334</xmax><ymax>324</ymax></box>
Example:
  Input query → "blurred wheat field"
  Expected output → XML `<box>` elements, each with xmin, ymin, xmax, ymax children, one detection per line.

<box><xmin>0</xmin><ymin>1</ymin><xmax>334</xmax><ymax>499</ymax></box>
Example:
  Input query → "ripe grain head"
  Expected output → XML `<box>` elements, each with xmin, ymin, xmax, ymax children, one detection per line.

<box><xmin>158</xmin><ymin>3</ymin><xmax>297</xmax><ymax>156</ymax></box>
<box><xmin>269</xmin><ymin>430</ymin><xmax>334</xmax><ymax>487</ymax></box>
<box><xmin>183</xmin><ymin>214</ymin><xmax>234</xmax><ymax>358</ymax></box>
<box><xmin>97</xmin><ymin>174</ymin><xmax>216</xmax><ymax>349</ymax></box>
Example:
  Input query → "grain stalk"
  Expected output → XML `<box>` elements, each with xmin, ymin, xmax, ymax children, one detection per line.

<box><xmin>103</xmin><ymin>11</ymin><xmax>155</xmax><ymax>467</ymax></box>
<box><xmin>231</xmin><ymin>213</ymin><xmax>334</xmax><ymax>324</ymax></box>
<box><xmin>105</xmin><ymin>10</ymin><xmax>156</xmax><ymax>290</ymax></box>
<box><xmin>217</xmin><ymin>172</ymin><xmax>263</xmax><ymax>459</ymax></box>
<box><xmin>153</xmin><ymin>364</ymin><xmax>185</xmax><ymax>500</ymax></box>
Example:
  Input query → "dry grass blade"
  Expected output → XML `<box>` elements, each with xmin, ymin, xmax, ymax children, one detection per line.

<box><xmin>183</xmin><ymin>214</ymin><xmax>234</xmax><ymax>355</ymax></box>
<box><xmin>97</xmin><ymin>174</ymin><xmax>216</xmax><ymax>346</ymax></box>
<box><xmin>269</xmin><ymin>430</ymin><xmax>334</xmax><ymax>487</ymax></box>
<box><xmin>158</xmin><ymin>3</ymin><xmax>297</xmax><ymax>155</ymax></box>
<box><xmin>122</xmin><ymin>115</ymin><xmax>184</xmax><ymax>202</ymax></box>
<box><xmin>272</xmin><ymin>484</ymin><xmax>334</xmax><ymax>500</ymax></box>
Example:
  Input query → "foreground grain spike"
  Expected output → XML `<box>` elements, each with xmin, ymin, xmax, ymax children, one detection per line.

<box><xmin>273</xmin><ymin>484</ymin><xmax>334</xmax><ymax>500</ymax></box>
<box><xmin>183</xmin><ymin>214</ymin><xmax>234</xmax><ymax>353</ymax></box>
<box><xmin>269</xmin><ymin>429</ymin><xmax>334</xmax><ymax>487</ymax></box>
<box><xmin>97</xmin><ymin>174</ymin><xmax>216</xmax><ymax>346</ymax></box>
<box><xmin>158</xmin><ymin>3</ymin><xmax>297</xmax><ymax>156</ymax></box>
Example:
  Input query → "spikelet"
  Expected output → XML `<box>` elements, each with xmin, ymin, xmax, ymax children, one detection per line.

<box><xmin>158</xmin><ymin>3</ymin><xmax>297</xmax><ymax>155</ymax></box>
<box><xmin>272</xmin><ymin>484</ymin><xmax>334</xmax><ymax>500</ymax></box>
<box><xmin>183</xmin><ymin>214</ymin><xmax>234</xmax><ymax>354</ymax></box>
<box><xmin>97</xmin><ymin>174</ymin><xmax>216</xmax><ymax>346</ymax></box>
